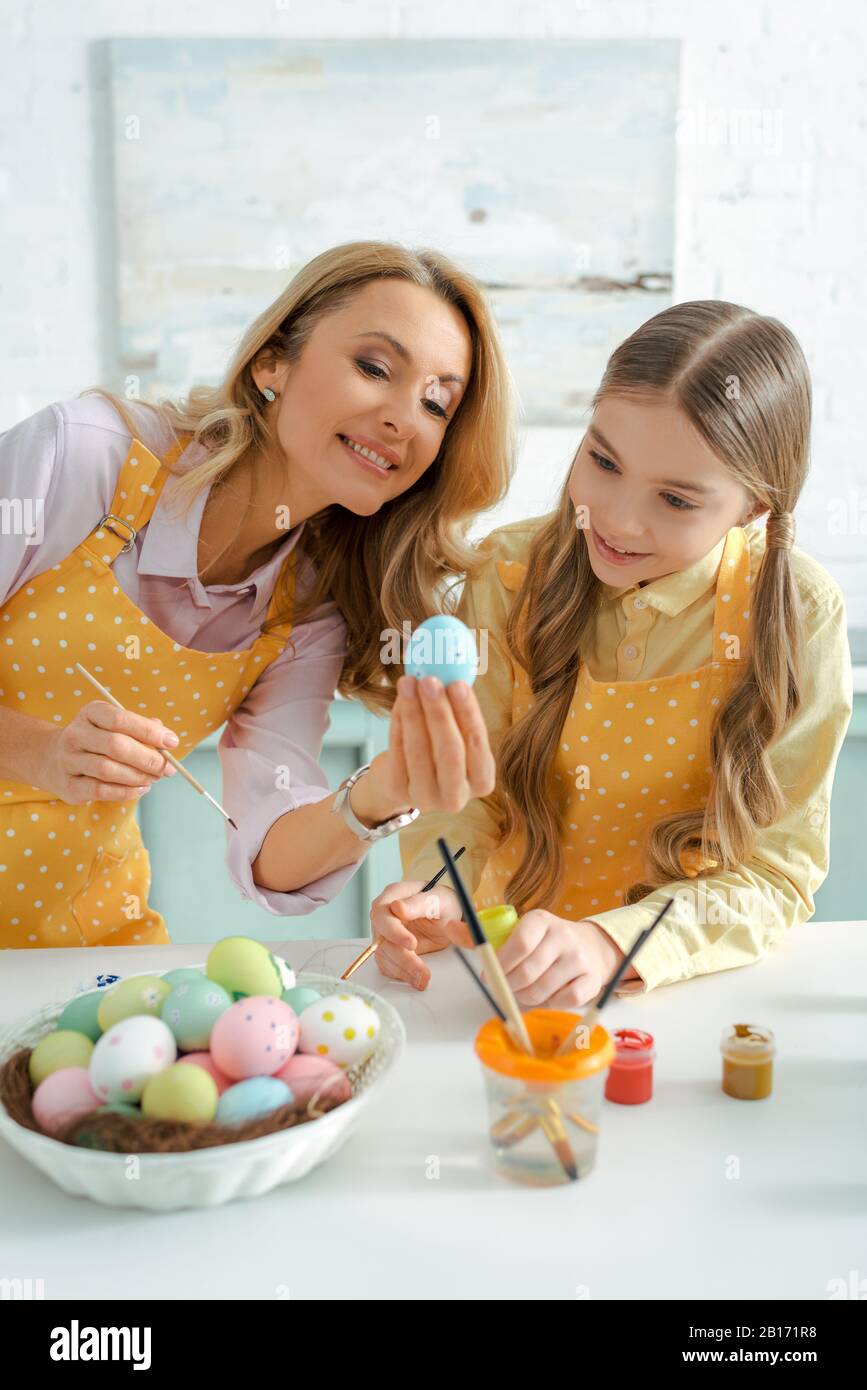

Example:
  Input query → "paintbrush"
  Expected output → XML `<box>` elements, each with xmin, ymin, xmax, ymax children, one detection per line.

<box><xmin>340</xmin><ymin>846</ymin><xmax>466</xmax><ymax>981</ymax></box>
<box><xmin>554</xmin><ymin>896</ymin><xmax>675</xmax><ymax>1056</ymax></box>
<box><xmin>74</xmin><ymin>662</ymin><xmax>238</xmax><ymax>830</ymax></box>
<box><xmin>437</xmin><ymin>836</ymin><xmax>578</xmax><ymax>1183</ymax></box>
<box><xmin>437</xmin><ymin>837</ymin><xmax>534</xmax><ymax>1052</ymax></box>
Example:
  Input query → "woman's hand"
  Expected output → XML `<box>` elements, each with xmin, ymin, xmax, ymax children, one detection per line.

<box><xmin>443</xmin><ymin>911</ymin><xmax>630</xmax><ymax>1008</ymax></box>
<box><xmin>370</xmin><ymin>878</ymin><xmax>463</xmax><ymax>989</ymax></box>
<box><xmin>35</xmin><ymin>700</ymin><xmax>180</xmax><ymax>804</ymax></box>
<box><xmin>373</xmin><ymin>676</ymin><xmax>496</xmax><ymax>816</ymax></box>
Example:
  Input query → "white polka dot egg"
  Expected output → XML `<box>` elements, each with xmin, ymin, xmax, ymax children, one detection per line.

<box><xmin>298</xmin><ymin>993</ymin><xmax>380</xmax><ymax>1069</ymax></box>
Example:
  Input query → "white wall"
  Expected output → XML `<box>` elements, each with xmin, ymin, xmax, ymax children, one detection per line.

<box><xmin>2</xmin><ymin>0</ymin><xmax>865</xmax><ymax>619</ymax></box>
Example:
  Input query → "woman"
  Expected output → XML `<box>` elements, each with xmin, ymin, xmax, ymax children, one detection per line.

<box><xmin>0</xmin><ymin>241</ymin><xmax>514</xmax><ymax>946</ymax></box>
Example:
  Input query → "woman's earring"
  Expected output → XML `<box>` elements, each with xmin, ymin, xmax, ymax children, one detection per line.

<box><xmin>262</xmin><ymin>387</ymin><xmax>276</xmax><ymax>402</ymax></box>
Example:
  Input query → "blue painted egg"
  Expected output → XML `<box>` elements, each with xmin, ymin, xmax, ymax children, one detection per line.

<box><xmin>405</xmin><ymin>616</ymin><xmax>478</xmax><ymax>687</ymax></box>
<box><xmin>216</xmin><ymin>1076</ymin><xmax>294</xmax><ymax>1126</ymax></box>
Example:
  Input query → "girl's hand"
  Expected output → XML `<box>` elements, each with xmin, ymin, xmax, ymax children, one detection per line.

<box><xmin>36</xmin><ymin>700</ymin><xmax>180</xmax><ymax>804</ymax></box>
<box><xmin>370</xmin><ymin>879</ymin><xmax>463</xmax><ymax>989</ymax></box>
<box><xmin>442</xmin><ymin>911</ymin><xmax>627</xmax><ymax>1009</ymax></box>
<box><xmin>377</xmin><ymin>676</ymin><xmax>496</xmax><ymax>815</ymax></box>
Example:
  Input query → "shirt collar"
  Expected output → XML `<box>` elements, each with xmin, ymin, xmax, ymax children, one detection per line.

<box><xmin>599</xmin><ymin>528</ymin><xmax>733</xmax><ymax>616</ymax></box>
<box><xmin>137</xmin><ymin>445</ymin><xmax>306</xmax><ymax>623</ymax></box>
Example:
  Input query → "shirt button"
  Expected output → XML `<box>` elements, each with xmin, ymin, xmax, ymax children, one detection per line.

<box><xmin>634</xmin><ymin>597</ymin><xmax>646</xmax><ymax>609</ymax></box>
<box><xmin>624</xmin><ymin>645</ymin><xmax>638</xmax><ymax>659</ymax></box>
<box><xmin>809</xmin><ymin>812</ymin><xmax>822</xmax><ymax>827</ymax></box>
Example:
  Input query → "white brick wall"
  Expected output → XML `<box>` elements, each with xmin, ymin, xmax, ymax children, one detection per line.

<box><xmin>2</xmin><ymin>1</ymin><xmax>865</xmax><ymax>620</ymax></box>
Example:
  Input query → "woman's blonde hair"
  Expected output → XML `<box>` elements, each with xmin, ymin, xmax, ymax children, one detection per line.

<box><xmin>84</xmin><ymin>241</ymin><xmax>516</xmax><ymax>712</ymax></box>
<box><xmin>490</xmin><ymin>300</ymin><xmax>809</xmax><ymax>913</ymax></box>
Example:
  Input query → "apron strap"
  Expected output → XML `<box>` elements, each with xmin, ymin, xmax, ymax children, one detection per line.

<box><xmin>712</xmin><ymin>525</ymin><xmax>752</xmax><ymax>663</ymax></box>
<box><xmin>78</xmin><ymin>435</ymin><xmax>189</xmax><ymax>568</ymax></box>
<box><xmin>250</xmin><ymin>548</ymin><xmax>297</xmax><ymax>666</ymax></box>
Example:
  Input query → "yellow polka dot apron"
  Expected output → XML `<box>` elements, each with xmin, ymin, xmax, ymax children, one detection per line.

<box><xmin>0</xmin><ymin>437</ymin><xmax>296</xmax><ymax>948</ymax></box>
<box><xmin>475</xmin><ymin>525</ymin><xmax>752</xmax><ymax>919</ymax></box>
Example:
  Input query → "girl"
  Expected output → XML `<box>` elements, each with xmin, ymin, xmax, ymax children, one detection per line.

<box><xmin>0</xmin><ymin>241</ymin><xmax>509</xmax><ymax>947</ymax></box>
<box><xmin>373</xmin><ymin>300</ymin><xmax>853</xmax><ymax>1004</ymax></box>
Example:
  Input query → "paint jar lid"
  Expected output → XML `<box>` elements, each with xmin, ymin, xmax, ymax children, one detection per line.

<box><xmin>720</xmin><ymin>1022</ymin><xmax>775</xmax><ymax>1061</ymax></box>
<box><xmin>611</xmin><ymin>1028</ymin><xmax>655</xmax><ymax>1065</ymax></box>
<box><xmin>477</xmin><ymin>904</ymin><xmax>518</xmax><ymax>951</ymax></box>
<box><xmin>475</xmin><ymin>1009</ymin><xmax>614</xmax><ymax>1082</ymax></box>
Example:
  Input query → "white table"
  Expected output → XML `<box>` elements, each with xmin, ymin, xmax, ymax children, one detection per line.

<box><xmin>1</xmin><ymin>924</ymin><xmax>864</xmax><ymax>1300</ymax></box>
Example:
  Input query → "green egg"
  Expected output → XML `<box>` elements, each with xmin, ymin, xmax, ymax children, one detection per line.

<box><xmin>97</xmin><ymin>975</ymin><xmax>173</xmax><ymax>1032</ymax></box>
<box><xmin>29</xmin><ymin>1030</ymin><xmax>94</xmax><ymax>1087</ymax></box>
<box><xmin>57</xmin><ymin>991</ymin><xmax>105</xmax><ymax>1043</ymax></box>
<box><xmin>73</xmin><ymin>1102</ymin><xmax>140</xmax><ymax>1150</ymax></box>
<box><xmin>141</xmin><ymin>1063</ymin><xmax>218</xmax><ymax>1123</ymax></box>
<box><xmin>161</xmin><ymin>968</ymin><xmax>208</xmax><ymax>989</ymax></box>
<box><xmin>161</xmin><ymin>978</ymin><xmax>232</xmax><ymax>1050</ymax></box>
<box><xmin>282</xmin><ymin>986</ymin><xmax>321</xmax><ymax>1014</ymax></box>
<box><xmin>206</xmin><ymin>936</ymin><xmax>282</xmax><ymax>998</ymax></box>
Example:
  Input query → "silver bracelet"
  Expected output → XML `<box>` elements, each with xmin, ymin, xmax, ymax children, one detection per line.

<box><xmin>330</xmin><ymin>763</ymin><xmax>420</xmax><ymax>843</ymax></box>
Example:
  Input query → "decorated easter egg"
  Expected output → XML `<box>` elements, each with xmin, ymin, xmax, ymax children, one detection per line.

<box><xmin>160</xmin><ymin>978</ymin><xmax>233</xmax><ymax>1051</ymax></box>
<box><xmin>216</xmin><ymin>1076</ymin><xmax>294</xmax><ymax>1126</ymax></box>
<box><xmin>298</xmin><ymin>993</ymin><xmax>381</xmax><ymax>1069</ymax></box>
<box><xmin>141</xmin><ymin>1063</ymin><xmax>219</xmax><ymax>1124</ymax></box>
<box><xmin>32</xmin><ymin>1067</ymin><xmax>103</xmax><ymax>1135</ymax></box>
<box><xmin>274</xmin><ymin>1053</ymin><xmax>353</xmax><ymax>1109</ymax></box>
<box><xmin>29</xmin><ymin>1030</ymin><xmax>94</xmax><ymax>1087</ymax></box>
<box><xmin>206</xmin><ymin>937</ymin><xmax>284</xmax><ymax>999</ymax></box>
<box><xmin>161</xmin><ymin>967</ymin><xmax>208</xmax><ymax>989</ymax></box>
<box><xmin>57</xmin><ymin>991</ymin><xmax>104</xmax><ymax>1043</ymax></box>
<box><xmin>177</xmin><ymin>1052</ymin><xmax>233</xmax><ymax>1095</ymax></box>
<box><xmin>97</xmin><ymin>975</ymin><xmax>173</xmax><ymax>1032</ymax></box>
<box><xmin>89</xmin><ymin>1015</ymin><xmax>177</xmax><ymax>1104</ymax></box>
<box><xmin>405</xmin><ymin>615</ymin><xmax>478</xmax><ymax>687</ymax></box>
<box><xmin>210</xmin><ymin>996</ymin><xmax>299</xmax><ymax>1080</ymax></box>
<box><xmin>281</xmin><ymin>985</ymin><xmax>321</xmax><ymax>1014</ymax></box>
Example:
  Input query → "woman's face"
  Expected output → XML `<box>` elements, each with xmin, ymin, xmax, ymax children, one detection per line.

<box><xmin>567</xmin><ymin>395</ymin><xmax>765</xmax><ymax>586</ymax></box>
<box><xmin>253</xmin><ymin>278</ymin><xmax>473</xmax><ymax>522</ymax></box>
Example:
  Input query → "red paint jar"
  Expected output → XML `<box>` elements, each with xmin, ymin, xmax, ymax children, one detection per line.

<box><xmin>604</xmin><ymin>1029</ymin><xmax>655</xmax><ymax>1105</ymax></box>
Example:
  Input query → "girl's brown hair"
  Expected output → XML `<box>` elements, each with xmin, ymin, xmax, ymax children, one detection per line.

<box><xmin>84</xmin><ymin>241</ymin><xmax>516</xmax><ymax>713</ymax></box>
<box><xmin>490</xmin><ymin>300</ymin><xmax>809</xmax><ymax>912</ymax></box>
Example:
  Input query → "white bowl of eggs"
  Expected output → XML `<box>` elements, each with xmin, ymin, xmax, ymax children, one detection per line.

<box><xmin>0</xmin><ymin>938</ymin><xmax>405</xmax><ymax>1212</ymax></box>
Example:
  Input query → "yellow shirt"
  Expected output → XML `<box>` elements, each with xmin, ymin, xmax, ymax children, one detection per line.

<box><xmin>399</xmin><ymin>515</ymin><xmax>854</xmax><ymax>994</ymax></box>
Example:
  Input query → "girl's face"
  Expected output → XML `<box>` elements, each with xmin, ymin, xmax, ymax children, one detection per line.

<box><xmin>567</xmin><ymin>395</ymin><xmax>765</xmax><ymax>586</ymax></box>
<box><xmin>253</xmin><ymin>278</ymin><xmax>472</xmax><ymax>523</ymax></box>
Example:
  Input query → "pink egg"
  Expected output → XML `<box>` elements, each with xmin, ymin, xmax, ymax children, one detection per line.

<box><xmin>177</xmin><ymin>1052</ymin><xmax>233</xmax><ymax>1095</ymax></box>
<box><xmin>274</xmin><ymin>1054</ymin><xmax>352</xmax><ymax>1108</ymax></box>
<box><xmin>32</xmin><ymin>1067</ymin><xmax>103</xmax><ymax>1136</ymax></box>
<box><xmin>210</xmin><ymin>996</ymin><xmax>299</xmax><ymax>1080</ymax></box>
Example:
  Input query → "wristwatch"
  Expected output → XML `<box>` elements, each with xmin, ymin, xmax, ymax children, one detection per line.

<box><xmin>330</xmin><ymin>763</ymin><xmax>420</xmax><ymax>843</ymax></box>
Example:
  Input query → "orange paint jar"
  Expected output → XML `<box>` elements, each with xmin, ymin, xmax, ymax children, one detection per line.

<box><xmin>720</xmin><ymin>1023</ymin><xmax>775</xmax><ymax>1100</ymax></box>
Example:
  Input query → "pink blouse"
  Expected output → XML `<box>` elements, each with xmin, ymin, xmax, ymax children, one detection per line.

<box><xmin>0</xmin><ymin>394</ymin><xmax>363</xmax><ymax>917</ymax></box>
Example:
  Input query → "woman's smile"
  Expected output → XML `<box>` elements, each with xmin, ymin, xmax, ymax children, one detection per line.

<box><xmin>337</xmin><ymin>431</ymin><xmax>399</xmax><ymax>478</ymax></box>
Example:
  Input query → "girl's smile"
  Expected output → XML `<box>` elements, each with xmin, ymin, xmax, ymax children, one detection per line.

<box><xmin>590</xmin><ymin>524</ymin><xmax>653</xmax><ymax>565</ymax></box>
